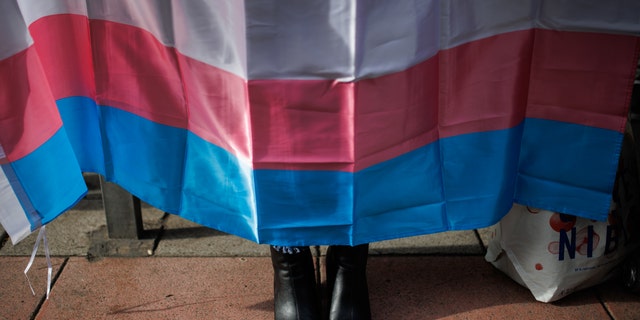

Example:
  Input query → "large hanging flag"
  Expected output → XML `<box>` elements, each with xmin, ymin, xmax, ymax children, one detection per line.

<box><xmin>1</xmin><ymin>0</ymin><xmax>639</xmax><ymax>246</ymax></box>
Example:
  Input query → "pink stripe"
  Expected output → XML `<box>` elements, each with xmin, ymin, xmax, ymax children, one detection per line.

<box><xmin>22</xmin><ymin>14</ymin><xmax>639</xmax><ymax>172</ymax></box>
<box><xmin>29</xmin><ymin>15</ymin><xmax>96</xmax><ymax>99</ymax></box>
<box><xmin>178</xmin><ymin>55</ymin><xmax>250</xmax><ymax>159</ymax></box>
<box><xmin>0</xmin><ymin>47</ymin><xmax>62</xmax><ymax>162</ymax></box>
<box><xmin>438</xmin><ymin>30</ymin><xmax>534</xmax><ymax>137</ymax></box>
<box><xmin>527</xmin><ymin>29</ymin><xmax>640</xmax><ymax>132</ymax></box>
<box><xmin>354</xmin><ymin>57</ymin><xmax>440</xmax><ymax>170</ymax></box>
<box><xmin>249</xmin><ymin>80</ymin><xmax>355</xmax><ymax>170</ymax></box>
<box><xmin>251</xmin><ymin>29</ymin><xmax>637</xmax><ymax>171</ymax></box>
<box><xmin>90</xmin><ymin>19</ymin><xmax>188</xmax><ymax>127</ymax></box>
<box><xmin>254</xmin><ymin>30</ymin><xmax>535</xmax><ymax>171</ymax></box>
<box><xmin>355</xmin><ymin>30</ymin><xmax>533</xmax><ymax>169</ymax></box>
<box><xmin>29</xmin><ymin>15</ymin><xmax>251</xmax><ymax>159</ymax></box>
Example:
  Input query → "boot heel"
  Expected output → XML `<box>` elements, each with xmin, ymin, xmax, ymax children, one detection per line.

<box><xmin>270</xmin><ymin>246</ymin><xmax>321</xmax><ymax>320</ymax></box>
<box><xmin>326</xmin><ymin>244</ymin><xmax>371</xmax><ymax>320</ymax></box>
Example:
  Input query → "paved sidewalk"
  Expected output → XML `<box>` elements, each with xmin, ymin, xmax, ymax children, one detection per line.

<box><xmin>1</xmin><ymin>194</ymin><xmax>640</xmax><ymax>319</ymax></box>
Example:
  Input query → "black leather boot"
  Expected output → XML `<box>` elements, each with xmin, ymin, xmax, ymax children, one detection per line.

<box><xmin>270</xmin><ymin>246</ymin><xmax>321</xmax><ymax>320</ymax></box>
<box><xmin>325</xmin><ymin>244</ymin><xmax>371</xmax><ymax>320</ymax></box>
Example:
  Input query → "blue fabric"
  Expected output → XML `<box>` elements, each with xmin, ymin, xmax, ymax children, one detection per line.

<box><xmin>57</xmin><ymin>97</ymin><xmax>105</xmax><ymax>173</ymax></box>
<box><xmin>52</xmin><ymin>97</ymin><xmax>622</xmax><ymax>245</ymax></box>
<box><xmin>10</xmin><ymin>128</ymin><xmax>87</xmax><ymax>227</ymax></box>
<box><xmin>515</xmin><ymin>118</ymin><xmax>622</xmax><ymax>219</ymax></box>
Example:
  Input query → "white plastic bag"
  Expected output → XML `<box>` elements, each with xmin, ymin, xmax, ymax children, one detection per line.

<box><xmin>485</xmin><ymin>203</ymin><xmax>639</xmax><ymax>302</ymax></box>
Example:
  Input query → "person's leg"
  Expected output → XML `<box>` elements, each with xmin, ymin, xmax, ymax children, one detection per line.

<box><xmin>270</xmin><ymin>245</ymin><xmax>320</xmax><ymax>320</ymax></box>
<box><xmin>325</xmin><ymin>244</ymin><xmax>371</xmax><ymax>320</ymax></box>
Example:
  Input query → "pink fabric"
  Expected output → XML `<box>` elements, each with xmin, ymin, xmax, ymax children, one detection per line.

<box><xmin>0</xmin><ymin>47</ymin><xmax>62</xmax><ymax>162</ymax></box>
<box><xmin>12</xmin><ymin>14</ymin><xmax>639</xmax><ymax>171</ymax></box>
<box><xmin>527</xmin><ymin>29</ymin><xmax>639</xmax><ymax>132</ymax></box>
<box><xmin>29</xmin><ymin>14</ymin><xmax>95</xmax><ymax>99</ymax></box>
<box><xmin>30</xmin><ymin>15</ymin><xmax>252</xmax><ymax>159</ymax></box>
<box><xmin>250</xmin><ymin>79</ymin><xmax>355</xmax><ymax>169</ymax></box>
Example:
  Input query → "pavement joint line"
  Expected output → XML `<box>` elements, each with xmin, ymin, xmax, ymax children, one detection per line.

<box><xmin>149</xmin><ymin>224</ymin><xmax>166</xmax><ymax>256</ymax></box>
<box><xmin>595</xmin><ymin>288</ymin><xmax>616</xmax><ymax>320</ymax></box>
<box><xmin>473</xmin><ymin>229</ymin><xmax>488</xmax><ymax>255</ymax></box>
<box><xmin>148</xmin><ymin>211</ymin><xmax>171</xmax><ymax>256</ymax></box>
<box><xmin>31</xmin><ymin>257</ymin><xmax>70</xmax><ymax>320</ymax></box>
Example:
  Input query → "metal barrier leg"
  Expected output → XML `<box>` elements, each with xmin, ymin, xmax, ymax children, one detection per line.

<box><xmin>99</xmin><ymin>175</ymin><xmax>143</xmax><ymax>240</ymax></box>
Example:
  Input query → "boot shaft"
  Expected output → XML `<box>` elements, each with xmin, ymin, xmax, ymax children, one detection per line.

<box><xmin>326</xmin><ymin>244</ymin><xmax>371</xmax><ymax>320</ymax></box>
<box><xmin>270</xmin><ymin>246</ymin><xmax>321</xmax><ymax>320</ymax></box>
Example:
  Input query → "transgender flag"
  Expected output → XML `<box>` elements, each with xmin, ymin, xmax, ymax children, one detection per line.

<box><xmin>1</xmin><ymin>0</ymin><xmax>639</xmax><ymax>246</ymax></box>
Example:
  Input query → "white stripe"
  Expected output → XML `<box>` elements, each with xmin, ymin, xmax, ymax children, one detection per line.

<box><xmin>16</xmin><ymin>0</ymin><xmax>87</xmax><ymax>25</ymax></box>
<box><xmin>171</xmin><ymin>1</ymin><xmax>247</xmax><ymax>78</ymax></box>
<box><xmin>441</xmin><ymin>0</ymin><xmax>535</xmax><ymax>49</ymax></box>
<box><xmin>247</xmin><ymin>0</ymin><xmax>640</xmax><ymax>80</ymax></box>
<box><xmin>15</xmin><ymin>0</ymin><xmax>248</xmax><ymax>78</ymax></box>
<box><xmin>246</xmin><ymin>0</ymin><xmax>356</xmax><ymax>81</ymax></box>
<box><xmin>245</xmin><ymin>0</ymin><xmax>533</xmax><ymax>80</ymax></box>
<box><xmin>9</xmin><ymin>0</ymin><xmax>640</xmax><ymax>80</ymax></box>
<box><xmin>0</xmin><ymin>0</ymin><xmax>33</xmax><ymax>60</ymax></box>
<box><xmin>356</xmin><ymin>0</ymin><xmax>441</xmax><ymax>79</ymax></box>
<box><xmin>246</xmin><ymin>0</ymin><xmax>441</xmax><ymax>81</ymax></box>
<box><xmin>86</xmin><ymin>0</ymin><xmax>175</xmax><ymax>44</ymax></box>
<box><xmin>0</xmin><ymin>166</ymin><xmax>33</xmax><ymax>244</ymax></box>
<box><xmin>535</xmin><ymin>0</ymin><xmax>640</xmax><ymax>35</ymax></box>
<box><xmin>86</xmin><ymin>0</ymin><xmax>247</xmax><ymax>78</ymax></box>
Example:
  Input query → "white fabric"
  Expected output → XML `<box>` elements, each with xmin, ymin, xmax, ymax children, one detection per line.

<box><xmin>0</xmin><ymin>0</ymin><xmax>33</xmax><ymax>60</ymax></box>
<box><xmin>0</xmin><ymin>165</ymin><xmax>33</xmax><ymax>245</ymax></box>
<box><xmin>536</xmin><ymin>0</ymin><xmax>640</xmax><ymax>35</ymax></box>
<box><xmin>11</xmin><ymin>0</ymin><xmax>640</xmax><ymax>81</ymax></box>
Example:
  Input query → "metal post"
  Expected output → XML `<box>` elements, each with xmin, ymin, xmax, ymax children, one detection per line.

<box><xmin>99</xmin><ymin>175</ymin><xmax>143</xmax><ymax>239</ymax></box>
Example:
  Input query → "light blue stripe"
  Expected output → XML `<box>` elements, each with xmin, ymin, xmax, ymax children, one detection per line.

<box><xmin>11</xmin><ymin>128</ymin><xmax>87</xmax><ymax>226</ymax></box>
<box><xmin>55</xmin><ymin>96</ymin><xmax>622</xmax><ymax>245</ymax></box>
<box><xmin>58</xmin><ymin>97</ymin><xmax>258</xmax><ymax>241</ymax></box>
<box><xmin>439</xmin><ymin>124</ymin><xmax>523</xmax><ymax>228</ymax></box>
<box><xmin>515</xmin><ymin>118</ymin><xmax>622</xmax><ymax>220</ymax></box>
<box><xmin>257</xmin><ymin>126</ymin><xmax>526</xmax><ymax>245</ymax></box>
<box><xmin>180</xmin><ymin>131</ymin><xmax>257</xmax><ymax>242</ymax></box>
<box><xmin>99</xmin><ymin>105</ymin><xmax>187</xmax><ymax>212</ymax></box>
<box><xmin>57</xmin><ymin>97</ymin><xmax>105</xmax><ymax>173</ymax></box>
<box><xmin>254</xmin><ymin>169</ymin><xmax>354</xmax><ymax>245</ymax></box>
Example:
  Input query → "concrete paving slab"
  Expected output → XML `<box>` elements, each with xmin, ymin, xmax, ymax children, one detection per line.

<box><xmin>154</xmin><ymin>215</ymin><xmax>269</xmax><ymax>257</ymax></box>
<box><xmin>0</xmin><ymin>199</ymin><xmax>107</xmax><ymax>257</ymax></box>
<box><xmin>86</xmin><ymin>201</ymin><xmax>165</xmax><ymax>259</ymax></box>
<box><xmin>476</xmin><ymin>224</ymin><xmax>498</xmax><ymax>249</ymax></box>
<box><xmin>156</xmin><ymin>216</ymin><xmax>485</xmax><ymax>257</ymax></box>
<box><xmin>367</xmin><ymin>256</ymin><xmax>611</xmax><ymax>319</ymax></box>
<box><xmin>0</xmin><ymin>257</ymin><xmax>66</xmax><ymax>320</ymax></box>
<box><xmin>0</xmin><ymin>198</ymin><xmax>165</xmax><ymax>257</ymax></box>
<box><xmin>369</xmin><ymin>230</ymin><xmax>485</xmax><ymax>255</ymax></box>
<box><xmin>36</xmin><ymin>257</ymin><xmax>274</xmax><ymax>320</ymax></box>
<box><xmin>87</xmin><ymin>226</ymin><xmax>158</xmax><ymax>259</ymax></box>
<box><xmin>139</xmin><ymin>201</ymin><xmax>167</xmax><ymax>231</ymax></box>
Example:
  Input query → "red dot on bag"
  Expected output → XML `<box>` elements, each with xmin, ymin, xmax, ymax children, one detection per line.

<box><xmin>548</xmin><ymin>241</ymin><xmax>560</xmax><ymax>254</ymax></box>
<box><xmin>549</xmin><ymin>213</ymin><xmax>576</xmax><ymax>232</ymax></box>
<box><xmin>535</xmin><ymin>263</ymin><xmax>543</xmax><ymax>270</ymax></box>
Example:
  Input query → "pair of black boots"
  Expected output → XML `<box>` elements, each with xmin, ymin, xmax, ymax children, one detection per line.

<box><xmin>270</xmin><ymin>244</ymin><xmax>371</xmax><ymax>320</ymax></box>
